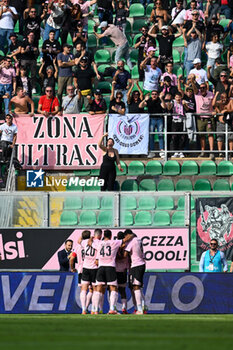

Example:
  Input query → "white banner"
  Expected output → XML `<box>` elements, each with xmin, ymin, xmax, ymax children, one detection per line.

<box><xmin>108</xmin><ymin>113</ymin><xmax>149</xmax><ymax>154</ymax></box>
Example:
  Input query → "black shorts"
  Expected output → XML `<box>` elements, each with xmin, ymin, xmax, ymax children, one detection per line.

<box><xmin>78</xmin><ymin>273</ymin><xmax>82</xmax><ymax>285</ymax></box>
<box><xmin>96</xmin><ymin>266</ymin><xmax>117</xmax><ymax>286</ymax></box>
<box><xmin>116</xmin><ymin>271</ymin><xmax>127</xmax><ymax>286</ymax></box>
<box><xmin>129</xmin><ymin>264</ymin><xmax>145</xmax><ymax>287</ymax></box>
<box><xmin>81</xmin><ymin>268</ymin><xmax>98</xmax><ymax>285</ymax></box>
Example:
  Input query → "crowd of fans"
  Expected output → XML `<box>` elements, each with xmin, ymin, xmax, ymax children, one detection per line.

<box><xmin>0</xmin><ymin>0</ymin><xmax>233</xmax><ymax>159</ymax></box>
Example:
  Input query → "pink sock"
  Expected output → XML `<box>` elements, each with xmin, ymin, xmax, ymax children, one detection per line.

<box><xmin>80</xmin><ymin>290</ymin><xmax>87</xmax><ymax>311</ymax></box>
<box><xmin>86</xmin><ymin>291</ymin><xmax>93</xmax><ymax>310</ymax></box>
<box><xmin>99</xmin><ymin>293</ymin><xmax>105</xmax><ymax>311</ymax></box>
<box><xmin>134</xmin><ymin>289</ymin><xmax>142</xmax><ymax>312</ymax></box>
<box><xmin>131</xmin><ymin>290</ymin><xmax>137</xmax><ymax>309</ymax></box>
<box><xmin>95</xmin><ymin>291</ymin><xmax>102</xmax><ymax>312</ymax></box>
<box><xmin>110</xmin><ymin>291</ymin><xmax>118</xmax><ymax>311</ymax></box>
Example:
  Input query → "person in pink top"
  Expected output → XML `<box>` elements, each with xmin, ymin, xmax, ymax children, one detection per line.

<box><xmin>184</xmin><ymin>1</ymin><xmax>205</xmax><ymax>21</ymax></box>
<box><xmin>78</xmin><ymin>228</ymin><xmax>102</xmax><ymax>314</ymax></box>
<box><xmin>195</xmin><ymin>83</ymin><xmax>215</xmax><ymax>159</ymax></box>
<box><xmin>0</xmin><ymin>56</ymin><xmax>16</xmax><ymax>114</ymax></box>
<box><xmin>160</xmin><ymin>62</ymin><xmax>178</xmax><ymax>87</ymax></box>
<box><xmin>91</xmin><ymin>229</ymin><xmax>133</xmax><ymax>314</ymax></box>
<box><xmin>124</xmin><ymin>230</ymin><xmax>145</xmax><ymax>315</ymax></box>
<box><xmin>116</xmin><ymin>231</ymin><xmax>130</xmax><ymax>314</ymax></box>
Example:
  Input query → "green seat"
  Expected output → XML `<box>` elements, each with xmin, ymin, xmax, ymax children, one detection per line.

<box><xmin>132</xmin><ymin>19</ymin><xmax>148</xmax><ymax>33</ymax></box>
<box><xmin>213</xmin><ymin>179</ymin><xmax>230</xmax><ymax>191</ymax></box>
<box><xmin>83</xmin><ymin>183</ymin><xmax>101</xmax><ymax>191</ymax></box>
<box><xmin>173</xmin><ymin>36</ymin><xmax>184</xmax><ymax>47</ymax></box>
<box><xmin>181</xmin><ymin>161</ymin><xmax>198</xmax><ymax>175</ymax></box>
<box><xmin>128</xmin><ymin>160</ymin><xmax>144</xmax><ymax>175</ymax></box>
<box><xmin>97</xmin><ymin>64</ymin><xmax>111</xmax><ymax>75</ymax></box>
<box><xmin>133</xmin><ymin>33</ymin><xmax>142</xmax><ymax>45</ymax></box>
<box><xmin>121</xmin><ymin>179</ymin><xmax>138</xmax><ymax>191</ymax></box>
<box><xmin>116</xmin><ymin>161</ymin><xmax>127</xmax><ymax>175</ymax></box>
<box><xmin>177</xmin><ymin>196</ymin><xmax>195</xmax><ymax>210</ymax></box>
<box><xmin>73</xmin><ymin>170</ymin><xmax>90</xmax><ymax>176</ymax></box>
<box><xmin>96</xmin><ymin>81</ymin><xmax>112</xmax><ymax>94</ymax></box>
<box><xmin>157</xmin><ymin>196</ymin><xmax>174</xmax><ymax>210</ymax></box>
<box><xmin>217</xmin><ymin>161</ymin><xmax>233</xmax><ymax>176</ymax></box>
<box><xmin>191</xmin><ymin>264</ymin><xmax>199</xmax><ymax>272</ymax></box>
<box><xmin>130</xmin><ymin>49</ymin><xmax>139</xmax><ymax>63</ymax></box>
<box><xmin>101</xmin><ymin>197</ymin><xmax>114</xmax><ymax>209</ymax></box>
<box><xmin>129</xmin><ymin>3</ymin><xmax>145</xmax><ymax>17</ymax></box>
<box><xmin>157</xmin><ymin>179</ymin><xmax>174</xmax><ymax>191</ymax></box>
<box><xmin>139</xmin><ymin>179</ymin><xmax>156</xmax><ymax>191</ymax></box>
<box><xmin>145</xmin><ymin>160</ymin><xmax>162</xmax><ymax>175</ymax></box>
<box><xmin>153</xmin><ymin>211</ymin><xmax>170</xmax><ymax>226</ymax></box>
<box><xmin>191</xmin><ymin>212</ymin><xmax>196</xmax><ymax>226</ymax></box>
<box><xmin>79</xmin><ymin>211</ymin><xmax>97</xmax><ymax>225</ymax></box>
<box><xmin>63</xmin><ymin>197</ymin><xmax>82</xmax><ymax>210</ymax></box>
<box><xmin>66</xmin><ymin>180</ymin><xmax>83</xmax><ymax>191</ymax></box>
<box><xmin>191</xmin><ymin>243</ymin><xmax>196</xmax><ymax>261</ymax></box>
<box><xmin>131</xmin><ymin>65</ymin><xmax>139</xmax><ymax>79</ymax></box>
<box><xmin>114</xmin><ymin>180</ymin><xmax>120</xmax><ymax>191</ymax></box>
<box><xmin>105</xmin><ymin>37</ymin><xmax>115</xmax><ymax>47</ymax></box>
<box><xmin>163</xmin><ymin>160</ymin><xmax>180</xmax><ymax>175</ymax></box>
<box><xmin>94</xmin><ymin>49</ymin><xmax>111</xmax><ymax>63</ymax></box>
<box><xmin>59</xmin><ymin>211</ymin><xmax>78</xmax><ymax>226</ymax></box>
<box><xmin>191</xmin><ymin>229</ymin><xmax>196</xmax><ymax>243</ymax></box>
<box><xmin>219</xmin><ymin>19</ymin><xmax>231</xmax><ymax>27</ymax></box>
<box><xmin>199</xmin><ymin>161</ymin><xmax>216</xmax><ymax>175</ymax></box>
<box><xmin>83</xmin><ymin>196</ymin><xmax>100</xmax><ymax>209</ymax></box>
<box><xmin>121</xmin><ymin>196</ymin><xmax>137</xmax><ymax>210</ymax></box>
<box><xmin>138</xmin><ymin>196</ymin><xmax>156</xmax><ymax>210</ymax></box>
<box><xmin>171</xmin><ymin>211</ymin><xmax>185</xmax><ymax>226</ymax></box>
<box><xmin>121</xmin><ymin>211</ymin><xmax>134</xmax><ymax>226</ymax></box>
<box><xmin>175</xmin><ymin>179</ymin><xmax>193</xmax><ymax>191</ymax></box>
<box><xmin>90</xmin><ymin>169</ymin><xmax>100</xmax><ymax>176</ymax></box>
<box><xmin>194</xmin><ymin>179</ymin><xmax>211</xmax><ymax>191</ymax></box>
<box><xmin>173</xmin><ymin>65</ymin><xmax>183</xmax><ymax>76</ymax></box>
<box><xmin>88</xmin><ymin>20</ymin><xmax>96</xmax><ymax>33</ymax></box>
<box><xmin>172</xmin><ymin>49</ymin><xmax>180</xmax><ymax>63</ymax></box>
<box><xmin>134</xmin><ymin>211</ymin><xmax>152</xmax><ymax>226</ymax></box>
<box><xmin>146</xmin><ymin>3</ymin><xmax>154</xmax><ymax>16</ymax></box>
<box><xmin>97</xmin><ymin>211</ymin><xmax>113</xmax><ymax>226</ymax></box>
<box><xmin>125</xmin><ymin>20</ymin><xmax>131</xmax><ymax>33</ymax></box>
<box><xmin>87</xmin><ymin>34</ymin><xmax>97</xmax><ymax>48</ymax></box>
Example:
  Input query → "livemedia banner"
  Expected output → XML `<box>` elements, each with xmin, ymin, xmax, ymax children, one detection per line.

<box><xmin>14</xmin><ymin>114</ymin><xmax>105</xmax><ymax>170</ymax></box>
<box><xmin>0</xmin><ymin>272</ymin><xmax>233</xmax><ymax>313</ymax></box>
<box><xmin>108</xmin><ymin>113</ymin><xmax>149</xmax><ymax>154</ymax></box>
<box><xmin>196</xmin><ymin>197</ymin><xmax>233</xmax><ymax>261</ymax></box>
<box><xmin>0</xmin><ymin>228</ymin><xmax>189</xmax><ymax>270</ymax></box>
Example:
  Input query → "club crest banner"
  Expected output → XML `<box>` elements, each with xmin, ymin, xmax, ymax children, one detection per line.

<box><xmin>108</xmin><ymin>114</ymin><xmax>149</xmax><ymax>154</ymax></box>
<box><xmin>14</xmin><ymin>114</ymin><xmax>105</xmax><ymax>170</ymax></box>
<box><xmin>196</xmin><ymin>197</ymin><xmax>233</xmax><ymax>261</ymax></box>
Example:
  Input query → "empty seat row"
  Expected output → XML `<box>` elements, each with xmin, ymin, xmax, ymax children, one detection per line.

<box><xmin>72</xmin><ymin>160</ymin><xmax>233</xmax><ymax>177</ymax></box>
<box><xmin>121</xmin><ymin>210</ymin><xmax>196</xmax><ymax>227</ymax></box>
<box><xmin>122</xmin><ymin>178</ymin><xmax>233</xmax><ymax>191</ymax></box>
<box><xmin>62</xmin><ymin>196</ymin><xmax>114</xmax><ymax>210</ymax></box>
<box><xmin>121</xmin><ymin>195</ymin><xmax>195</xmax><ymax>210</ymax></box>
<box><xmin>59</xmin><ymin>210</ymin><xmax>114</xmax><ymax>226</ymax></box>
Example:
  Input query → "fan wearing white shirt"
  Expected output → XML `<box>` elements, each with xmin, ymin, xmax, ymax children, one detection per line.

<box><xmin>190</xmin><ymin>58</ymin><xmax>209</xmax><ymax>88</ymax></box>
<box><xmin>0</xmin><ymin>0</ymin><xmax>18</xmax><ymax>53</ymax></box>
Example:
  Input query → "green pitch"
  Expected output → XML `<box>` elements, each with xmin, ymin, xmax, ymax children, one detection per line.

<box><xmin>0</xmin><ymin>315</ymin><xmax>233</xmax><ymax>350</ymax></box>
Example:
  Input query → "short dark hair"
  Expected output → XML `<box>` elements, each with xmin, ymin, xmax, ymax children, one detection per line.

<box><xmin>82</xmin><ymin>230</ymin><xmax>91</xmax><ymax>240</ymax></box>
<box><xmin>104</xmin><ymin>229</ymin><xmax>112</xmax><ymax>239</ymax></box>
<box><xmin>49</xmin><ymin>30</ymin><xmax>55</xmax><ymax>34</ymax></box>
<box><xmin>65</xmin><ymin>239</ymin><xmax>73</xmax><ymax>245</ymax></box>
<box><xmin>210</xmin><ymin>238</ymin><xmax>218</xmax><ymax>244</ymax></box>
<box><xmin>117</xmin><ymin>231</ymin><xmax>125</xmax><ymax>240</ymax></box>
<box><xmin>16</xmin><ymin>87</ymin><xmax>23</xmax><ymax>93</ymax></box>
<box><xmin>94</xmin><ymin>228</ymin><xmax>102</xmax><ymax>236</ymax></box>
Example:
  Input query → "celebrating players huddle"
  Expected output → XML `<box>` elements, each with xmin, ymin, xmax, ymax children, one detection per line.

<box><xmin>70</xmin><ymin>229</ymin><xmax>146</xmax><ymax>315</ymax></box>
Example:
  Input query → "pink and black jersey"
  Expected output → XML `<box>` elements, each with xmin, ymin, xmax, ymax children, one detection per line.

<box><xmin>95</xmin><ymin>239</ymin><xmax>122</xmax><ymax>267</ymax></box>
<box><xmin>81</xmin><ymin>238</ymin><xmax>100</xmax><ymax>270</ymax></box>
<box><xmin>72</xmin><ymin>244</ymin><xmax>85</xmax><ymax>274</ymax></box>
<box><xmin>125</xmin><ymin>237</ymin><xmax>145</xmax><ymax>268</ymax></box>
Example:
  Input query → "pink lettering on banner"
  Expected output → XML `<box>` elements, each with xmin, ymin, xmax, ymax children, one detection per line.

<box><xmin>42</xmin><ymin>228</ymin><xmax>189</xmax><ymax>270</ymax></box>
<box><xmin>14</xmin><ymin>114</ymin><xmax>105</xmax><ymax>170</ymax></box>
